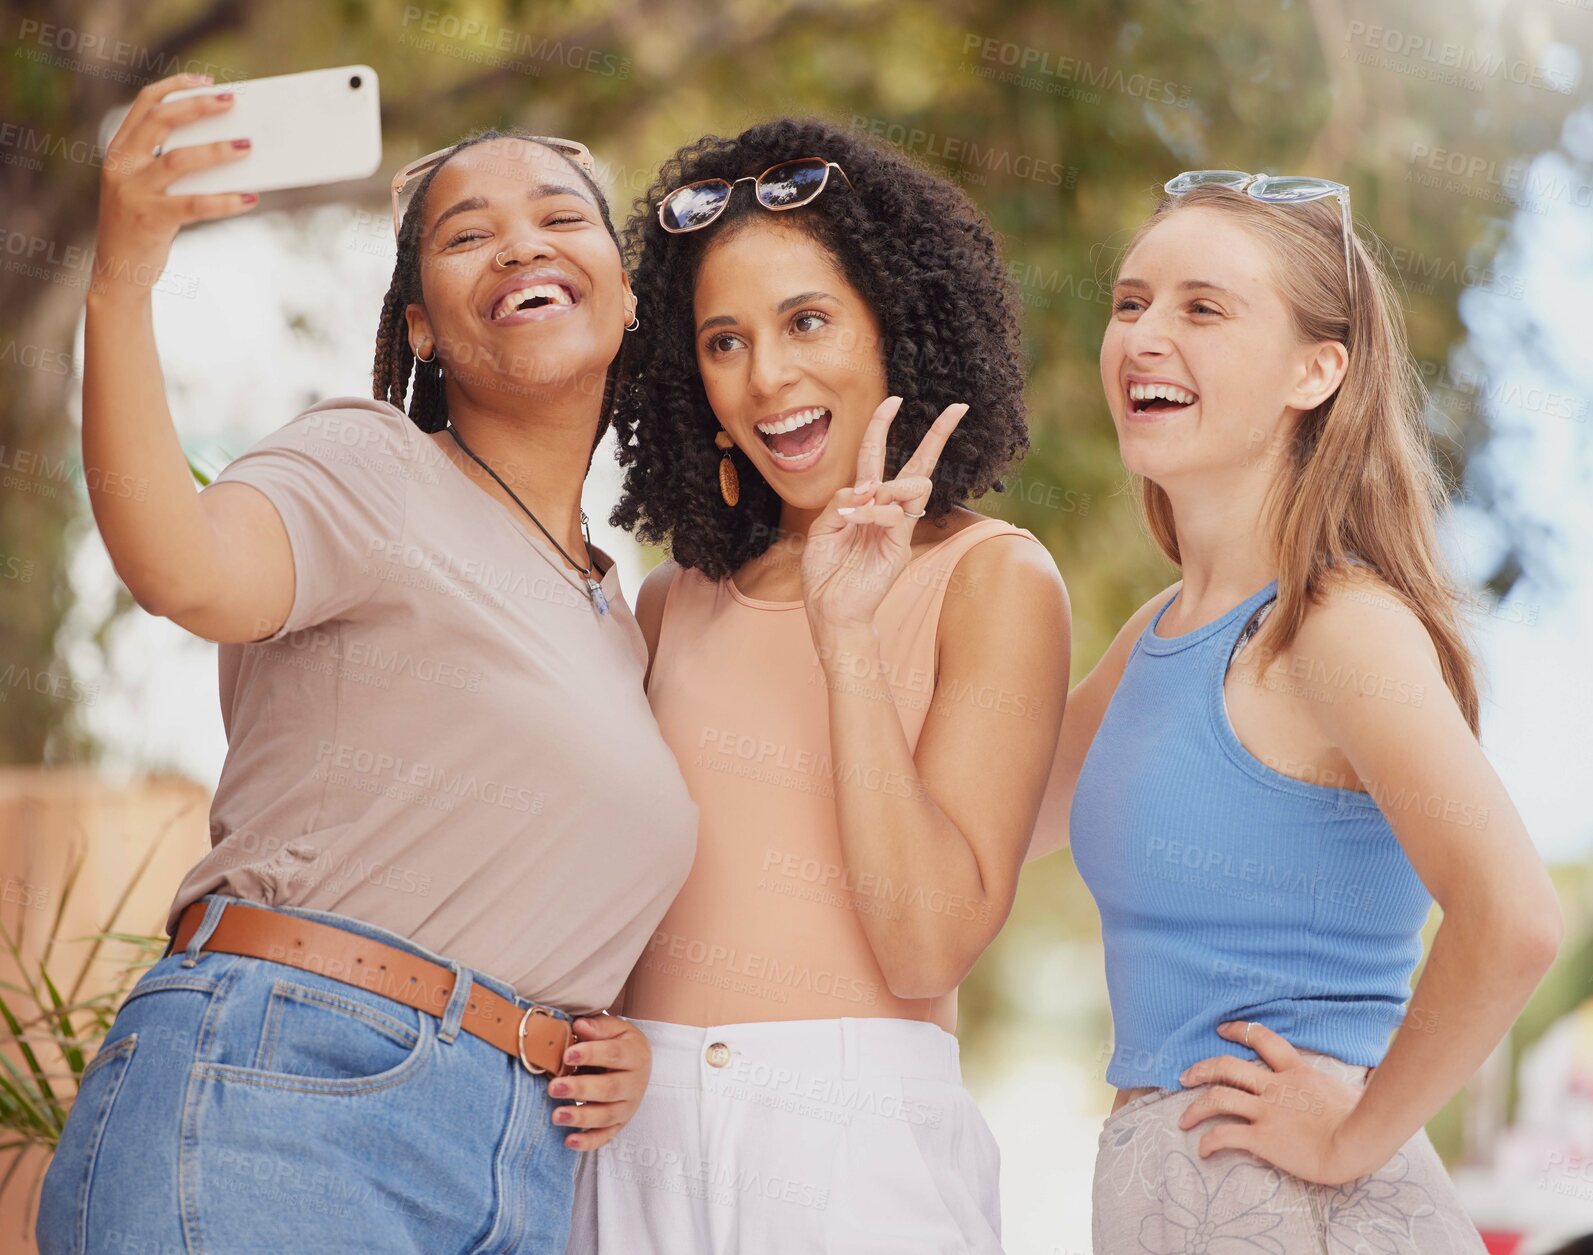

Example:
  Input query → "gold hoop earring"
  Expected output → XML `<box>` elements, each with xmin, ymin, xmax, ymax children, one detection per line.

<box><xmin>714</xmin><ymin>430</ymin><xmax>739</xmax><ymax>507</ymax></box>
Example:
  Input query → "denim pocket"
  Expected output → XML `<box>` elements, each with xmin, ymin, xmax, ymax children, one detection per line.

<box><xmin>192</xmin><ymin>966</ymin><xmax>434</xmax><ymax>1096</ymax></box>
<box><xmin>36</xmin><ymin>1034</ymin><xmax>139</xmax><ymax>1255</ymax></box>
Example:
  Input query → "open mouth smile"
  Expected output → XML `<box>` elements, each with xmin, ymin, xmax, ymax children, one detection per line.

<box><xmin>1126</xmin><ymin>378</ymin><xmax>1199</xmax><ymax>420</ymax></box>
<box><xmin>754</xmin><ymin>406</ymin><xmax>832</xmax><ymax>471</ymax></box>
<box><xmin>484</xmin><ymin>272</ymin><xmax>582</xmax><ymax>325</ymax></box>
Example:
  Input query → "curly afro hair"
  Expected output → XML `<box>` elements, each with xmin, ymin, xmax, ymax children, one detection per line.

<box><xmin>608</xmin><ymin>116</ymin><xmax>1030</xmax><ymax>579</ymax></box>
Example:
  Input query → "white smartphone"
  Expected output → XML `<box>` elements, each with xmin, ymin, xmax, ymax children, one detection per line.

<box><xmin>100</xmin><ymin>65</ymin><xmax>382</xmax><ymax>196</ymax></box>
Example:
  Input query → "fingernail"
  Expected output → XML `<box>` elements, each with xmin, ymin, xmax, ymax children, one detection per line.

<box><xmin>241</xmin><ymin>193</ymin><xmax>258</xmax><ymax>205</ymax></box>
<box><xmin>553</xmin><ymin>1110</ymin><xmax>571</xmax><ymax>1124</ymax></box>
<box><xmin>574</xmin><ymin>1018</ymin><xmax>592</xmax><ymax>1030</ymax></box>
<box><xmin>854</xmin><ymin>480</ymin><xmax>873</xmax><ymax>494</ymax></box>
<box><xmin>564</xmin><ymin>1048</ymin><xmax>583</xmax><ymax>1064</ymax></box>
<box><xmin>837</xmin><ymin>507</ymin><xmax>855</xmax><ymax>516</ymax></box>
<box><xmin>548</xmin><ymin>1080</ymin><xmax>570</xmax><ymax>1096</ymax></box>
<box><xmin>231</xmin><ymin>137</ymin><xmax>250</xmax><ymax>149</ymax></box>
<box><xmin>216</xmin><ymin>92</ymin><xmax>234</xmax><ymax>101</ymax></box>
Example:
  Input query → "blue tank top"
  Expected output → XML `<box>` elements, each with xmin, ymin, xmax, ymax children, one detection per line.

<box><xmin>1070</xmin><ymin>579</ymin><xmax>1433</xmax><ymax>1089</ymax></box>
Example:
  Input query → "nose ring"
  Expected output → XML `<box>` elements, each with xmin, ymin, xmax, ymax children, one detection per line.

<box><xmin>495</xmin><ymin>250</ymin><xmax>512</xmax><ymax>269</ymax></box>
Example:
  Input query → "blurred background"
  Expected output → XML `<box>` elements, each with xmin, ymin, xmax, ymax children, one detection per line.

<box><xmin>1</xmin><ymin>0</ymin><xmax>1590</xmax><ymax>1250</ymax></box>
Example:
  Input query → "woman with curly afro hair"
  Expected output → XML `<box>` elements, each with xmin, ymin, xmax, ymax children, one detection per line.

<box><xmin>567</xmin><ymin>117</ymin><xmax>1072</xmax><ymax>1254</ymax></box>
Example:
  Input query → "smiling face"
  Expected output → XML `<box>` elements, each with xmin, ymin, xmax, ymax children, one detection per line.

<box><xmin>1101</xmin><ymin>205</ymin><xmax>1344</xmax><ymax>489</ymax></box>
<box><xmin>692</xmin><ymin>220</ymin><xmax>888</xmax><ymax>511</ymax></box>
<box><xmin>403</xmin><ymin>137</ymin><xmax>632</xmax><ymax>401</ymax></box>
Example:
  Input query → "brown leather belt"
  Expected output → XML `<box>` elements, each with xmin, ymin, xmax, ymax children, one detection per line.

<box><xmin>169</xmin><ymin>900</ymin><xmax>573</xmax><ymax>1078</ymax></box>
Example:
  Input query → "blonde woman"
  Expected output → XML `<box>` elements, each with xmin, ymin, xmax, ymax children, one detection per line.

<box><xmin>1058</xmin><ymin>171</ymin><xmax>1562</xmax><ymax>1250</ymax></box>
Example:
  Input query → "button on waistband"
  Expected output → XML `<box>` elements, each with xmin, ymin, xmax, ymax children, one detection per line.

<box><xmin>704</xmin><ymin>1041</ymin><xmax>731</xmax><ymax>1068</ymax></box>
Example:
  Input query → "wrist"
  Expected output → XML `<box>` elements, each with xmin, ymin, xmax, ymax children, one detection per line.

<box><xmin>1331</xmin><ymin>1101</ymin><xmax>1400</xmax><ymax>1179</ymax></box>
<box><xmin>86</xmin><ymin>240</ymin><xmax>169</xmax><ymax>306</ymax></box>
<box><xmin>812</xmin><ymin>620</ymin><xmax>881</xmax><ymax>667</ymax></box>
<box><xmin>86</xmin><ymin>271</ymin><xmax>156</xmax><ymax>310</ymax></box>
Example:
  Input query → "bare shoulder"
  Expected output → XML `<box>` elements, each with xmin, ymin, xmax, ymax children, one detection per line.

<box><xmin>1291</xmin><ymin>564</ymin><xmax>1446</xmax><ymax>678</ymax></box>
<box><xmin>634</xmin><ymin>557</ymin><xmax>680</xmax><ymax>669</ymax></box>
<box><xmin>635</xmin><ymin>556</ymin><xmax>679</xmax><ymax>625</ymax></box>
<box><xmin>937</xmin><ymin>511</ymin><xmax>1068</xmax><ymax>622</ymax></box>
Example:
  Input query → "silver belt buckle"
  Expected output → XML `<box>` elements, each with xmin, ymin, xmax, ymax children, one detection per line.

<box><xmin>516</xmin><ymin>1003</ymin><xmax>564</xmax><ymax>1075</ymax></box>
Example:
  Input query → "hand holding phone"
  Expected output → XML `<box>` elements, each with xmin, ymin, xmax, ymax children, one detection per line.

<box><xmin>91</xmin><ymin>71</ymin><xmax>258</xmax><ymax>303</ymax></box>
<box><xmin>148</xmin><ymin>65</ymin><xmax>382</xmax><ymax>196</ymax></box>
<box><xmin>93</xmin><ymin>66</ymin><xmax>384</xmax><ymax>303</ymax></box>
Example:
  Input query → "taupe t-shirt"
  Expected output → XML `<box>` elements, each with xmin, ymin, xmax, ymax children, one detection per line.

<box><xmin>164</xmin><ymin>396</ymin><xmax>698</xmax><ymax>1013</ymax></box>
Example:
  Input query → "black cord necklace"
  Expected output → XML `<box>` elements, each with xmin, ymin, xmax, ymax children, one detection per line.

<box><xmin>444</xmin><ymin>423</ymin><xmax>609</xmax><ymax>616</ymax></box>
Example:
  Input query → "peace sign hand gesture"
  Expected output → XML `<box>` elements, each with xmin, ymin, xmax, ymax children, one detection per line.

<box><xmin>801</xmin><ymin>395</ymin><xmax>969</xmax><ymax>635</ymax></box>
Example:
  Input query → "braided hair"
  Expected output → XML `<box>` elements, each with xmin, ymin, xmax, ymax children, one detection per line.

<box><xmin>371</xmin><ymin>128</ymin><xmax>627</xmax><ymax>463</ymax></box>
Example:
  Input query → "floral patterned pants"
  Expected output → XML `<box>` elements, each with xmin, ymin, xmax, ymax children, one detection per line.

<box><xmin>1091</xmin><ymin>1048</ymin><xmax>1488</xmax><ymax>1254</ymax></box>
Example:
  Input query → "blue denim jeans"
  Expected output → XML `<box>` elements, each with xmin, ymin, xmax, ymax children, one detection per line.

<box><xmin>36</xmin><ymin>892</ymin><xmax>578</xmax><ymax>1254</ymax></box>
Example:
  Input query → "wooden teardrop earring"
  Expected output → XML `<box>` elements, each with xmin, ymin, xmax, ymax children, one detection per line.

<box><xmin>714</xmin><ymin>430</ymin><xmax>740</xmax><ymax>507</ymax></box>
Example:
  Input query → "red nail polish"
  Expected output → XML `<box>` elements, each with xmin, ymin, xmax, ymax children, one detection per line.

<box><xmin>241</xmin><ymin>193</ymin><xmax>258</xmax><ymax>205</ymax></box>
<box><xmin>232</xmin><ymin>138</ymin><xmax>251</xmax><ymax>149</ymax></box>
<box><xmin>216</xmin><ymin>92</ymin><xmax>234</xmax><ymax>101</ymax></box>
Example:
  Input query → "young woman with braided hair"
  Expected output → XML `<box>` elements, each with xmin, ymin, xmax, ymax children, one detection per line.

<box><xmin>40</xmin><ymin>71</ymin><xmax>696</xmax><ymax>1254</ymax></box>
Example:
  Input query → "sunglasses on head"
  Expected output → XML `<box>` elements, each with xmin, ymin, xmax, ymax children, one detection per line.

<box><xmin>1163</xmin><ymin>170</ymin><xmax>1357</xmax><ymax>313</ymax></box>
<box><xmin>656</xmin><ymin>156</ymin><xmax>854</xmax><ymax>234</ymax></box>
<box><xmin>390</xmin><ymin>136</ymin><xmax>597</xmax><ymax>238</ymax></box>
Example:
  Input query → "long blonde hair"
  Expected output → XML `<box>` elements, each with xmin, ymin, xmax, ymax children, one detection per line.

<box><xmin>1121</xmin><ymin>184</ymin><xmax>1480</xmax><ymax>734</ymax></box>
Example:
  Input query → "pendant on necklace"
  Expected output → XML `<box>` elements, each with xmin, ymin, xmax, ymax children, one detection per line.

<box><xmin>586</xmin><ymin>574</ymin><xmax>610</xmax><ymax>616</ymax></box>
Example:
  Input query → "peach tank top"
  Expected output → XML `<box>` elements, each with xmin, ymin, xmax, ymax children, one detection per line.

<box><xmin>626</xmin><ymin>516</ymin><xmax>1051</xmax><ymax>1032</ymax></box>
